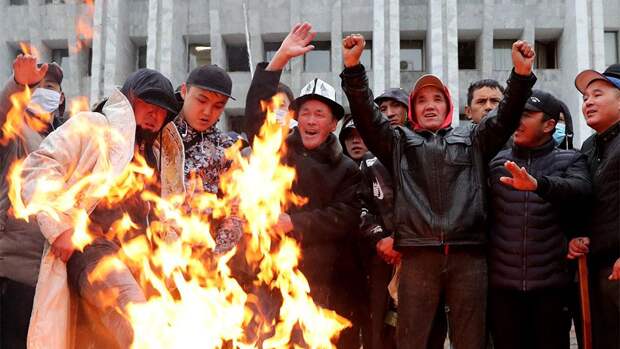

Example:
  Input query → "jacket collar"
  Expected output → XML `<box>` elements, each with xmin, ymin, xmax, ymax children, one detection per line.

<box><xmin>512</xmin><ymin>139</ymin><xmax>556</xmax><ymax>159</ymax></box>
<box><xmin>287</xmin><ymin>127</ymin><xmax>343</xmax><ymax>164</ymax></box>
<box><xmin>596</xmin><ymin>120</ymin><xmax>620</xmax><ymax>146</ymax></box>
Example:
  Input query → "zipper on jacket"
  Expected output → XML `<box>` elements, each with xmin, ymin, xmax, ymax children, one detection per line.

<box><xmin>522</xmin><ymin>155</ymin><xmax>532</xmax><ymax>291</ymax></box>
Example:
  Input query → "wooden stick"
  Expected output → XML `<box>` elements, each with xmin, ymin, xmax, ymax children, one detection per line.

<box><xmin>578</xmin><ymin>255</ymin><xmax>592</xmax><ymax>349</ymax></box>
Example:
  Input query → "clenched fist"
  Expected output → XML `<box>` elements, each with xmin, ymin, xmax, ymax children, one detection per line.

<box><xmin>512</xmin><ymin>40</ymin><xmax>535</xmax><ymax>76</ymax></box>
<box><xmin>342</xmin><ymin>34</ymin><xmax>366</xmax><ymax>68</ymax></box>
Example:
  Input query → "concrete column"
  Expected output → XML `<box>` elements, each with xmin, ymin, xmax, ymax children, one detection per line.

<box><xmin>426</xmin><ymin>0</ymin><xmax>443</xmax><ymax>78</ymax></box>
<box><xmin>27</xmin><ymin>0</ymin><xmax>51</xmax><ymax>63</ymax></box>
<box><xmin>372</xmin><ymin>0</ymin><xmax>386</xmax><ymax>94</ymax></box>
<box><xmin>387</xmin><ymin>0</ymin><xmax>400</xmax><ymax>88</ymax></box>
<box><xmin>331</xmin><ymin>0</ymin><xmax>343</xmax><ymax>104</ymax></box>
<box><xmin>208</xmin><ymin>0</ymin><xmax>226</xmax><ymax>68</ymax></box>
<box><xmin>563</xmin><ymin>0</ymin><xmax>594</xmax><ymax>146</ymax></box>
<box><xmin>591</xmin><ymin>0</ymin><xmax>606</xmax><ymax>71</ymax></box>
<box><xmin>446</xmin><ymin>0</ymin><xmax>459</xmax><ymax>125</ymax></box>
<box><xmin>289</xmin><ymin>0</ymin><xmax>302</xmax><ymax>96</ymax></box>
<box><xmin>521</xmin><ymin>0</ymin><xmax>536</xmax><ymax>46</ymax></box>
<box><xmin>0</xmin><ymin>1</ymin><xmax>11</xmax><ymax>82</ymax></box>
<box><xmin>101</xmin><ymin>0</ymin><xmax>133</xmax><ymax>96</ymax></box>
<box><xmin>66</xmin><ymin>0</ymin><xmax>92</xmax><ymax>100</ymax></box>
<box><xmin>247</xmin><ymin>0</ymin><xmax>264</xmax><ymax>73</ymax></box>
<box><xmin>89</xmin><ymin>0</ymin><xmax>107</xmax><ymax>102</ymax></box>
<box><xmin>147</xmin><ymin>0</ymin><xmax>185</xmax><ymax>84</ymax></box>
<box><xmin>479</xmin><ymin>0</ymin><xmax>494</xmax><ymax>77</ymax></box>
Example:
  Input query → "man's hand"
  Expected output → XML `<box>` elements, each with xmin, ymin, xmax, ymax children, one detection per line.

<box><xmin>499</xmin><ymin>161</ymin><xmax>538</xmax><ymax>191</ymax></box>
<box><xmin>567</xmin><ymin>237</ymin><xmax>590</xmax><ymax>259</ymax></box>
<box><xmin>275</xmin><ymin>213</ymin><xmax>294</xmax><ymax>234</ymax></box>
<box><xmin>342</xmin><ymin>34</ymin><xmax>366</xmax><ymax>68</ymax></box>
<box><xmin>376</xmin><ymin>237</ymin><xmax>401</xmax><ymax>265</ymax></box>
<box><xmin>512</xmin><ymin>40</ymin><xmax>535</xmax><ymax>76</ymax></box>
<box><xmin>51</xmin><ymin>229</ymin><xmax>76</xmax><ymax>263</ymax></box>
<box><xmin>266</xmin><ymin>22</ymin><xmax>316</xmax><ymax>71</ymax></box>
<box><xmin>13</xmin><ymin>54</ymin><xmax>47</xmax><ymax>86</ymax></box>
<box><xmin>609</xmin><ymin>258</ymin><xmax>620</xmax><ymax>281</ymax></box>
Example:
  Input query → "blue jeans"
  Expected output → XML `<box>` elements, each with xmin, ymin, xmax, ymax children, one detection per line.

<box><xmin>397</xmin><ymin>246</ymin><xmax>487</xmax><ymax>349</ymax></box>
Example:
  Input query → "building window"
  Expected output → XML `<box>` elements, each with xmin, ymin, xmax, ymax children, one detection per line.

<box><xmin>304</xmin><ymin>41</ymin><xmax>331</xmax><ymax>72</ymax></box>
<box><xmin>136</xmin><ymin>45</ymin><xmax>147</xmax><ymax>70</ymax></box>
<box><xmin>360</xmin><ymin>40</ymin><xmax>372</xmax><ymax>69</ymax></box>
<box><xmin>400</xmin><ymin>40</ymin><xmax>424</xmax><ymax>71</ymax></box>
<box><xmin>51</xmin><ymin>48</ymin><xmax>69</xmax><ymax>66</ymax></box>
<box><xmin>87</xmin><ymin>47</ymin><xmax>93</xmax><ymax>76</ymax></box>
<box><xmin>458</xmin><ymin>40</ymin><xmax>476</xmax><ymax>69</ymax></box>
<box><xmin>188</xmin><ymin>44</ymin><xmax>212</xmax><ymax>72</ymax></box>
<box><xmin>226</xmin><ymin>44</ymin><xmax>250</xmax><ymax>72</ymax></box>
<box><xmin>45</xmin><ymin>0</ymin><xmax>66</xmax><ymax>4</ymax></box>
<box><xmin>493</xmin><ymin>39</ymin><xmax>514</xmax><ymax>70</ymax></box>
<box><xmin>264</xmin><ymin>42</ymin><xmax>290</xmax><ymax>71</ymax></box>
<box><xmin>10</xmin><ymin>0</ymin><xmax>27</xmax><ymax>5</ymax></box>
<box><xmin>534</xmin><ymin>40</ymin><xmax>558</xmax><ymax>69</ymax></box>
<box><xmin>605</xmin><ymin>31</ymin><xmax>619</xmax><ymax>66</ymax></box>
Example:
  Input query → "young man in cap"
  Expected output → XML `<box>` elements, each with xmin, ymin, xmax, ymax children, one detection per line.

<box><xmin>569</xmin><ymin>63</ymin><xmax>620</xmax><ymax>349</ymax></box>
<box><xmin>465</xmin><ymin>79</ymin><xmax>505</xmax><ymax>124</ymax></box>
<box><xmin>487</xmin><ymin>89</ymin><xmax>591</xmax><ymax>349</ymax></box>
<box><xmin>244</xmin><ymin>23</ymin><xmax>363</xmax><ymax>348</ymax></box>
<box><xmin>341</xmin><ymin>34</ymin><xmax>536</xmax><ymax>349</ymax></box>
<box><xmin>174</xmin><ymin>64</ymin><xmax>243</xmax><ymax>254</ymax></box>
<box><xmin>374</xmin><ymin>88</ymin><xmax>409</xmax><ymax>126</ymax></box>
<box><xmin>0</xmin><ymin>55</ymin><xmax>65</xmax><ymax>349</ymax></box>
<box><xmin>17</xmin><ymin>68</ymin><xmax>183</xmax><ymax>348</ymax></box>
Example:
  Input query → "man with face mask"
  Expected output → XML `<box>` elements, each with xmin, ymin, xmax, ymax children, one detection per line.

<box><xmin>0</xmin><ymin>55</ymin><xmax>64</xmax><ymax>349</ymax></box>
<box><xmin>244</xmin><ymin>23</ymin><xmax>363</xmax><ymax>348</ymax></box>
<box><xmin>16</xmin><ymin>68</ymin><xmax>183</xmax><ymax>348</ymax></box>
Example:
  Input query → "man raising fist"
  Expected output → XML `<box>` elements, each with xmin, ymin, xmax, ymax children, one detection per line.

<box><xmin>340</xmin><ymin>35</ymin><xmax>537</xmax><ymax>349</ymax></box>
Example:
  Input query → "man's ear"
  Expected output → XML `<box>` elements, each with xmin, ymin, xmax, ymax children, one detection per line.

<box><xmin>464</xmin><ymin>105</ymin><xmax>472</xmax><ymax>120</ymax></box>
<box><xmin>330</xmin><ymin>117</ymin><xmax>338</xmax><ymax>133</ymax></box>
<box><xmin>543</xmin><ymin>118</ymin><xmax>557</xmax><ymax>134</ymax></box>
<box><xmin>180</xmin><ymin>83</ymin><xmax>187</xmax><ymax>100</ymax></box>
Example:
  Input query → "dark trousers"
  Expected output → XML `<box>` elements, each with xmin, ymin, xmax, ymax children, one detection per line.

<box><xmin>363</xmin><ymin>254</ymin><xmax>396</xmax><ymax>349</ymax></box>
<box><xmin>591</xmin><ymin>266</ymin><xmax>620</xmax><ymax>349</ymax></box>
<box><xmin>0</xmin><ymin>277</ymin><xmax>35</xmax><ymax>349</ymax></box>
<box><xmin>398</xmin><ymin>246</ymin><xmax>487</xmax><ymax>349</ymax></box>
<box><xmin>489</xmin><ymin>287</ymin><xmax>571</xmax><ymax>349</ymax></box>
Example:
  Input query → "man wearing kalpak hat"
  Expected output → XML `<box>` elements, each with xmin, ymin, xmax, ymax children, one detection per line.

<box><xmin>341</xmin><ymin>33</ymin><xmax>537</xmax><ymax>349</ymax></box>
<box><xmin>244</xmin><ymin>23</ymin><xmax>364</xmax><ymax>348</ymax></box>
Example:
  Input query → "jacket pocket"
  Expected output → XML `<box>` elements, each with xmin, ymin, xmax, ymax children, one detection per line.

<box><xmin>444</xmin><ymin>135</ymin><xmax>472</xmax><ymax>166</ymax></box>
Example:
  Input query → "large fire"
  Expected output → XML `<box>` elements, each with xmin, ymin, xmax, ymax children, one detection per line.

<box><xmin>7</xmin><ymin>95</ymin><xmax>351</xmax><ymax>348</ymax></box>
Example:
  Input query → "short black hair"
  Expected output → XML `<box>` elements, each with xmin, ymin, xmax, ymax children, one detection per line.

<box><xmin>466</xmin><ymin>79</ymin><xmax>505</xmax><ymax>106</ymax></box>
<box><xmin>277</xmin><ymin>83</ymin><xmax>295</xmax><ymax>104</ymax></box>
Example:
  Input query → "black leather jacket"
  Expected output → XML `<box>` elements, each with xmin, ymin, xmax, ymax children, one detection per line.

<box><xmin>341</xmin><ymin>64</ymin><xmax>536</xmax><ymax>248</ymax></box>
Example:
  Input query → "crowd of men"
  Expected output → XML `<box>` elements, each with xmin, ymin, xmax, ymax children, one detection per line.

<box><xmin>0</xmin><ymin>22</ymin><xmax>619</xmax><ymax>349</ymax></box>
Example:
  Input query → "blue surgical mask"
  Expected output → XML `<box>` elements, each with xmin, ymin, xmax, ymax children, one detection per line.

<box><xmin>553</xmin><ymin>122</ymin><xmax>566</xmax><ymax>145</ymax></box>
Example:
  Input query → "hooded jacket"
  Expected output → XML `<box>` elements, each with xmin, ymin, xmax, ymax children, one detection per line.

<box><xmin>341</xmin><ymin>64</ymin><xmax>536</xmax><ymax>248</ymax></box>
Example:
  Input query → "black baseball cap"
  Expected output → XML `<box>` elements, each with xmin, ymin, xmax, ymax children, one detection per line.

<box><xmin>524</xmin><ymin>90</ymin><xmax>562</xmax><ymax>121</ymax></box>
<box><xmin>186</xmin><ymin>64</ymin><xmax>235</xmax><ymax>100</ymax></box>
<box><xmin>575</xmin><ymin>64</ymin><xmax>620</xmax><ymax>93</ymax></box>
<box><xmin>374</xmin><ymin>88</ymin><xmax>409</xmax><ymax>108</ymax></box>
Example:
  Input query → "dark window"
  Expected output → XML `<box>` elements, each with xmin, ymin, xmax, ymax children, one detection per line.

<box><xmin>304</xmin><ymin>41</ymin><xmax>331</xmax><ymax>72</ymax></box>
<box><xmin>400</xmin><ymin>40</ymin><xmax>424</xmax><ymax>71</ymax></box>
<box><xmin>10</xmin><ymin>0</ymin><xmax>27</xmax><ymax>5</ymax></box>
<box><xmin>493</xmin><ymin>39</ymin><xmax>514</xmax><ymax>70</ymax></box>
<box><xmin>360</xmin><ymin>40</ymin><xmax>372</xmax><ymax>69</ymax></box>
<box><xmin>188</xmin><ymin>44</ymin><xmax>212</xmax><ymax>72</ymax></box>
<box><xmin>458</xmin><ymin>40</ymin><xmax>476</xmax><ymax>69</ymax></box>
<box><xmin>535</xmin><ymin>40</ymin><xmax>558</xmax><ymax>69</ymax></box>
<box><xmin>226</xmin><ymin>44</ymin><xmax>250</xmax><ymax>72</ymax></box>
<box><xmin>605</xmin><ymin>31</ymin><xmax>619</xmax><ymax>65</ymax></box>
<box><xmin>87</xmin><ymin>47</ymin><xmax>93</xmax><ymax>76</ymax></box>
<box><xmin>136</xmin><ymin>45</ymin><xmax>147</xmax><ymax>69</ymax></box>
<box><xmin>51</xmin><ymin>48</ymin><xmax>69</xmax><ymax>66</ymax></box>
<box><xmin>45</xmin><ymin>0</ymin><xmax>66</xmax><ymax>4</ymax></box>
<box><xmin>264</xmin><ymin>42</ymin><xmax>290</xmax><ymax>71</ymax></box>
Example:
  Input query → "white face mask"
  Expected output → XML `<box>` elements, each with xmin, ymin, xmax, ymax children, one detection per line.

<box><xmin>26</xmin><ymin>88</ymin><xmax>61</xmax><ymax>116</ymax></box>
<box><xmin>274</xmin><ymin>108</ymin><xmax>297</xmax><ymax>129</ymax></box>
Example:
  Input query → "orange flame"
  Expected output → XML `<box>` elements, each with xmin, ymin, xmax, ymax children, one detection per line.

<box><xmin>72</xmin><ymin>0</ymin><xmax>94</xmax><ymax>53</ymax></box>
<box><xmin>0</xmin><ymin>86</ymin><xmax>54</xmax><ymax>146</ymax></box>
<box><xmin>8</xmin><ymin>95</ymin><xmax>351</xmax><ymax>348</ymax></box>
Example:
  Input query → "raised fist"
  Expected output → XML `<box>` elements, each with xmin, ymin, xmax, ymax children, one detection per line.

<box><xmin>512</xmin><ymin>40</ymin><xmax>535</xmax><ymax>76</ymax></box>
<box><xmin>342</xmin><ymin>34</ymin><xmax>366</xmax><ymax>68</ymax></box>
